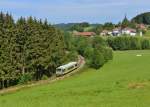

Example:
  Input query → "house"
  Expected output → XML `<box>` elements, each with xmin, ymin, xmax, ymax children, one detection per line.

<box><xmin>122</xmin><ymin>27</ymin><xmax>137</xmax><ymax>36</ymax></box>
<box><xmin>100</xmin><ymin>30</ymin><xmax>112</xmax><ymax>36</ymax></box>
<box><xmin>111</xmin><ymin>27</ymin><xmax>137</xmax><ymax>36</ymax></box>
<box><xmin>112</xmin><ymin>28</ymin><xmax>121</xmax><ymax>36</ymax></box>
<box><xmin>136</xmin><ymin>24</ymin><xmax>147</xmax><ymax>30</ymax></box>
<box><xmin>74</xmin><ymin>32</ymin><xmax>96</xmax><ymax>37</ymax></box>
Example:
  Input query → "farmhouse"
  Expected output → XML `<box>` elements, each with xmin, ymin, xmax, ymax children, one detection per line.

<box><xmin>122</xmin><ymin>27</ymin><xmax>137</xmax><ymax>36</ymax></box>
<box><xmin>112</xmin><ymin>27</ymin><xmax>121</xmax><ymax>36</ymax></box>
<box><xmin>74</xmin><ymin>32</ymin><xmax>96</xmax><ymax>37</ymax></box>
<box><xmin>101</xmin><ymin>27</ymin><xmax>137</xmax><ymax>36</ymax></box>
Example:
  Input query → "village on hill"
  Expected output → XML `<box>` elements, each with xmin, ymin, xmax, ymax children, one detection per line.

<box><xmin>67</xmin><ymin>16</ymin><xmax>149</xmax><ymax>37</ymax></box>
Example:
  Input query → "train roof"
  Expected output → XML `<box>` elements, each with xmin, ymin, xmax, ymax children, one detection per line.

<box><xmin>57</xmin><ymin>62</ymin><xmax>77</xmax><ymax>70</ymax></box>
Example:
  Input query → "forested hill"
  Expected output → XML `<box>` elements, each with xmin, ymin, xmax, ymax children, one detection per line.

<box><xmin>132</xmin><ymin>12</ymin><xmax>150</xmax><ymax>24</ymax></box>
<box><xmin>0</xmin><ymin>12</ymin><xmax>68</xmax><ymax>89</ymax></box>
<box><xmin>55</xmin><ymin>23</ymin><xmax>99</xmax><ymax>31</ymax></box>
<box><xmin>55</xmin><ymin>23</ymin><xmax>75</xmax><ymax>31</ymax></box>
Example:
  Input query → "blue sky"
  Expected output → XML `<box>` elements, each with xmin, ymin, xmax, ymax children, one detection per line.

<box><xmin>0</xmin><ymin>0</ymin><xmax>150</xmax><ymax>24</ymax></box>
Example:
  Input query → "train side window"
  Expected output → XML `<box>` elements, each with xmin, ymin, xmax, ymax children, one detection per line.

<box><xmin>68</xmin><ymin>66</ymin><xmax>74</xmax><ymax>70</ymax></box>
<box><xmin>56</xmin><ymin>69</ymin><xmax>61</xmax><ymax>72</ymax></box>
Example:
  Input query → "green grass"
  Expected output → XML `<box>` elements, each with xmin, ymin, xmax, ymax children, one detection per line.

<box><xmin>144</xmin><ymin>30</ymin><xmax>150</xmax><ymax>37</ymax></box>
<box><xmin>0</xmin><ymin>50</ymin><xmax>150</xmax><ymax>107</ymax></box>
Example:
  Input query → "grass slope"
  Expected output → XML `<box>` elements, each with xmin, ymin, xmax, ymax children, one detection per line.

<box><xmin>0</xmin><ymin>50</ymin><xmax>150</xmax><ymax>107</ymax></box>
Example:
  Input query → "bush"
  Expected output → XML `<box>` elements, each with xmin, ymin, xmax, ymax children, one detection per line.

<box><xmin>130</xmin><ymin>37</ymin><xmax>141</xmax><ymax>50</ymax></box>
<box><xmin>141</xmin><ymin>39</ymin><xmax>150</xmax><ymax>49</ymax></box>
<box><xmin>62</xmin><ymin>51</ymin><xmax>78</xmax><ymax>63</ymax></box>
<box><xmin>92</xmin><ymin>36</ymin><xmax>107</xmax><ymax>48</ymax></box>
<box><xmin>89</xmin><ymin>49</ymin><xmax>105</xmax><ymax>69</ymax></box>
<box><xmin>74</xmin><ymin>37</ymin><xmax>90</xmax><ymax>56</ymax></box>
<box><xmin>41</xmin><ymin>75</ymin><xmax>49</xmax><ymax>80</ymax></box>
<box><xmin>18</xmin><ymin>73</ymin><xmax>33</xmax><ymax>84</ymax></box>
<box><xmin>107</xmin><ymin>36</ymin><xmax>150</xmax><ymax>50</ymax></box>
<box><xmin>103</xmin><ymin>47</ymin><xmax>113</xmax><ymax>61</ymax></box>
<box><xmin>84</xmin><ymin>47</ymin><xmax>94</xmax><ymax>59</ymax></box>
<box><xmin>107</xmin><ymin>37</ymin><xmax>116</xmax><ymax>49</ymax></box>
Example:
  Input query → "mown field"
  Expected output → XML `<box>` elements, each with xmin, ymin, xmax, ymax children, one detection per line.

<box><xmin>0</xmin><ymin>50</ymin><xmax>150</xmax><ymax>107</ymax></box>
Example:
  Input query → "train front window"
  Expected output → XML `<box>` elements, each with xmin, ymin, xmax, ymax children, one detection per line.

<box><xmin>56</xmin><ymin>69</ymin><xmax>62</xmax><ymax>72</ymax></box>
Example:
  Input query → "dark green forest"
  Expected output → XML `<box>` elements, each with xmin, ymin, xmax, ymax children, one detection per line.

<box><xmin>132</xmin><ymin>12</ymin><xmax>150</xmax><ymax>25</ymax></box>
<box><xmin>0</xmin><ymin>12</ymin><xmax>68</xmax><ymax>89</ymax></box>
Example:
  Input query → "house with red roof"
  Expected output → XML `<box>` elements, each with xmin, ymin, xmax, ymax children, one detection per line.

<box><xmin>112</xmin><ymin>27</ymin><xmax>122</xmax><ymax>36</ymax></box>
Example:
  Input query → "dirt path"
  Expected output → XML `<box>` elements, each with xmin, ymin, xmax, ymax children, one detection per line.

<box><xmin>0</xmin><ymin>56</ymin><xmax>85</xmax><ymax>94</ymax></box>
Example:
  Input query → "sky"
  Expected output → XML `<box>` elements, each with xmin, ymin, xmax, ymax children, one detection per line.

<box><xmin>0</xmin><ymin>0</ymin><xmax>150</xmax><ymax>24</ymax></box>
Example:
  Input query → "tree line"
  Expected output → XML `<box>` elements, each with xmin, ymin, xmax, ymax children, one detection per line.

<box><xmin>107</xmin><ymin>36</ymin><xmax>150</xmax><ymax>50</ymax></box>
<box><xmin>0</xmin><ymin>12</ymin><xmax>68</xmax><ymax>89</ymax></box>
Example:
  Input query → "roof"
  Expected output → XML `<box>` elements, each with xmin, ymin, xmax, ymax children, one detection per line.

<box><xmin>74</xmin><ymin>32</ymin><xmax>96</xmax><ymax>37</ymax></box>
<box><xmin>57</xmin><ymin>62</ymin><xmax>77</xmax><ymax>70</ymax></box>
<box><xmin>113</xmin><ymin>27</ymin><xmax>121</xmax><ymax>31</ymax></box>
<box><xmin>122</xmin><ymin>27</ymin><xmax>136</xmax><ymax>32</ymax></box>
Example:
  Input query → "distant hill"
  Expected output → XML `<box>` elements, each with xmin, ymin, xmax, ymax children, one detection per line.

<box><xmin>54</xmin><ymin>23</ymin><xmax>75</xmax><ymax>31</ymax></box>
<box><xmin>132</xmin><ymin>12</ymin><xmax>150</xmax><ymax>25</ymax></box>
<box><xmin>55</xmin><ymin>23</ymin><xmax>100</xmax><ymax>31</ymax></box>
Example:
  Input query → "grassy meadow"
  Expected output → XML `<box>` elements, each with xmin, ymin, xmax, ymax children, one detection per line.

<box><xmin>0</xmin><ymin>50</ymin><xmax>150</xmax><ymax>107</ymax></box>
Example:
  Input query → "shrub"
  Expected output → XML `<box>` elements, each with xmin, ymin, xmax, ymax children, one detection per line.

<box><xmin>103</xmin><ymin>47</ymin><xmax>113</xmax><ymax>61</ymax></box>
<box><xmin>84</xmin><ymin>47</ymin><xmax>94</xmax><ymax>59</ymax></box>
<box><xmin>130</xmin><ymin>37</ymin><xmax>141</xmax><ymax>50</ymax></box>
<box><xmin>75</xmin><ymin>37</ymin><xmax>90</xmax><ymax>56</ymax></box>
<box><xmin>92</xmin><ymin>36</ymin><xmax>107</xmax><ymax>48</ymax></box>
<box><xmin>41</xmin><ymin>75</ymin><xmax>49</xmax><ymax>80</ymax></box>
<box><xmin>63</xmin><ymin>51</ymin><xmax>78</xmax><ymax>63</ymax></box>
<box><xmin>141</xmin><ymin>39</ymin><xmax>150</xmax><ymax>49</ymax></box>
<box><xmin>89</xmin><ymin>49</ymin><xmax>105</xmax><ymax>69</ymax></box>
<box><xmin>18</xmin><ymin>73</ymin><xmax>33</xmax><ymax>84</ymax></box>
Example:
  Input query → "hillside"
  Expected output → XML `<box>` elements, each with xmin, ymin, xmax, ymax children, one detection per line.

<box><xmin>0</xmin><ymin>50</ymin><xmax>150</xmax><ymax>107</ymax></box>
<box><xmin>55</xmin><ymin>23</ymin><xmax>98</xmax><ymax>31</ymax></box>
<box><xmin>54</xmin><ymin>23</ymin><xmax>75</xmax><ymax>31</ymax></box>
<box><xmin>132</xmin><ymin>12</ymin><xmax>150</xmax><ymax>24</ymax></box>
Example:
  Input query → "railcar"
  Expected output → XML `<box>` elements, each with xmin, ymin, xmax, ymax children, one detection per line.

<box><xmin>56</xmin><ymin>62</ymin><xmax>78</xmax><ymax>76</ymax></box>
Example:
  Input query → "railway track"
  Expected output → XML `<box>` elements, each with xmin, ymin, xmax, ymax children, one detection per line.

<box><xmin>0</xmin><ymin>56</ymin><xmax>85</xmax><ymax>94</ymax></box>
